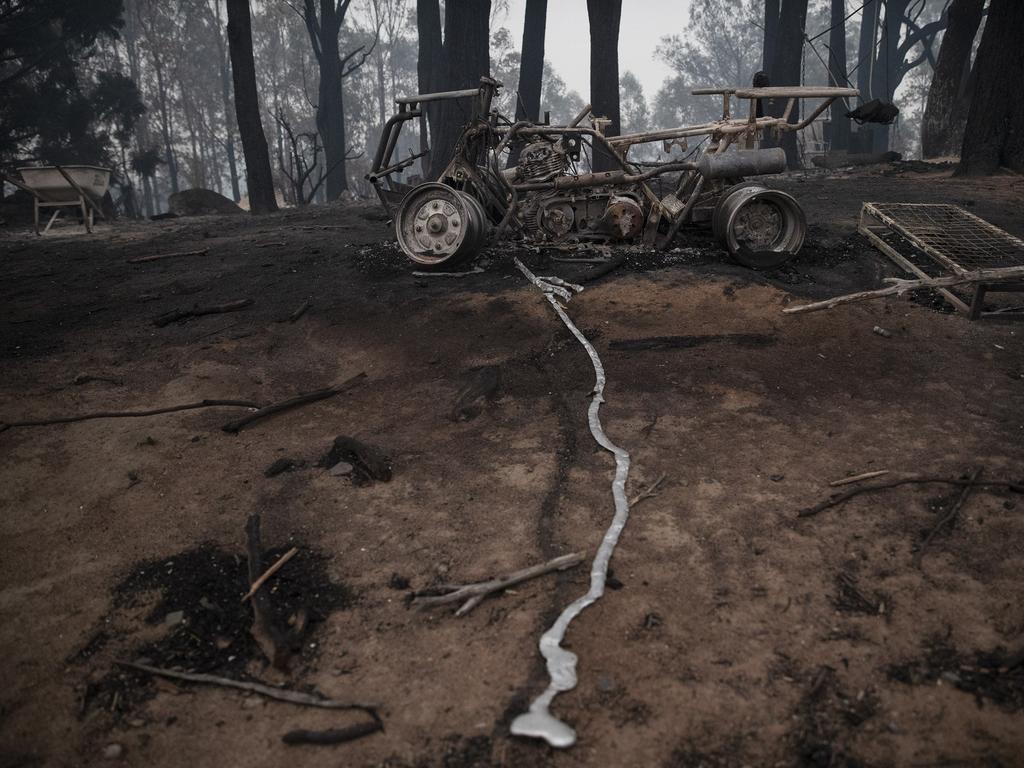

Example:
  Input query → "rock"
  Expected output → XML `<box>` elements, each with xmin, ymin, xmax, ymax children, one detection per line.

<box><xmin>103</xmin><ymin>743</ymin><xmax>124</xmax><ymax>760</ymax></box>
<box><xmin>319</xmin><ymin>436</ymin><xmax>392</xmax><ymax>485</ymax></box>
<box><xmin>329</xmin><ymin>461</ymin><xmax>354</xmax><ymax>477</ymax></box>
<box><xmin>163</xmin><ymin>610</ymin><xmax>184</xmax><ymax>626</ymax></box>
<box><xmin>168</xmin><ymin>188</ymin><xmax>242</xmax><ymax>217</ymax></box>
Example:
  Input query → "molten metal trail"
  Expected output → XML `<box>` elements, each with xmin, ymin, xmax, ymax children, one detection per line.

<box><xmin>510</xmin><ymin>258</ymin><xmax>632</xmax><ymax>748</ymax></box>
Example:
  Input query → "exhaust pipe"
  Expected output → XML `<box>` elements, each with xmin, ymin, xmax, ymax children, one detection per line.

<box><xmin>697</xmin><ymin>148</ymin><xmax>787</xmax><ymax>179</ymax></box>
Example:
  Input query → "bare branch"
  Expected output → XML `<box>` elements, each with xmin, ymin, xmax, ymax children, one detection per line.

<box><xmin>341</xmin><ymin>27</ymin><xmax>379</xmax><ymax>78</ymax></box>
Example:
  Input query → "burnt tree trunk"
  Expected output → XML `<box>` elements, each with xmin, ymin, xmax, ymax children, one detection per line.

<box><xmin>416</xmin><ymin>0</ymin><xmax>444</xmax><ymax>160</ymax></box>
<box><xmin>213</xmin><ymin>0</ymin><xmax>242</xmax><ymax>201</ymax></box>
<box><xmin>226</xmin><ymin>0</ymin><xmax>278</xmax><ymax>213</ymax></box>
<box><xmin>151</xmin><ymin>58</ymin><xmax>180</xmax><ymax>195</ymax></box>
<box><xmin>302</xmin><ymin>1</ymin><xmax>352</xmax><ymax>199</ymax></box>
<box><xmin>142</xmin><ymin>175</ymin><xmax>155</xmax><ymax>218</ymax></box>
<box><xmin>762</xmin><ymin>0</ymin><xmax>780</xmax><ymax>73</ymax></box>
<box><xmin>867</xmin><ymin>0</ymin><xmax>910</xmax><ymax>152</ymax></box>
<box><xmin>957</xmin><ymin>0</ymin><xmax>1024</xmax><ymax>175</ymax></box>
<box><xmin>856</xmin><ymin>0</ymin><xmax>879</xmax><ymax>100</ymax></box>
<box><xmin>767</xmin><ymin>0</ymin><xmax>808</xmax><ymax>168</ymax></box>
<box><xmin>921</xmin><ymin>0</ymin><xmax>984</xmax><ymax>159</ymax></box>
<box><xmin>587</xmin><ymin>0</ymin><xmax>622</xmax><ymax>172</ymax></box>
<box><xmin>508</xmin><ymin>0</ymin><xmax>547</xmax><ymax>166</ymax></box>
<box><xmin>516</xmin><ymin>0</ymin><xmax>547</xmax><ymax>123</ymax></box>
<box><xmin>855</xmin><ymin>0</ymin><xmax>879</xmax><ymax>155</ymax></box>
<box><xmin>429</xmin><ymin>0</ymin><xmax>491</xmax><ymax>179</ymax></box>
<box><xmin>827</xmin><ymin>0</ymin><xmax>850</xmax><ymax>151</ymax></box>
<box><xmin>318</xmin><ymin>21</ymin><xmax>347</xmax><ymax>197</ymax></box>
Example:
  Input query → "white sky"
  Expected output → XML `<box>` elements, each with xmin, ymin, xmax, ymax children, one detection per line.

<box><xmin>496</xmin><ymin>0</ymin><xmax>693</xmax><ymax>97</ymax></box>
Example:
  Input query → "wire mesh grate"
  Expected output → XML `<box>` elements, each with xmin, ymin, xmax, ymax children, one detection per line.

<box><xmin>863</xmin><ymin>203</ymin><xmax>1024</xmax><ymax>273</ymax></box>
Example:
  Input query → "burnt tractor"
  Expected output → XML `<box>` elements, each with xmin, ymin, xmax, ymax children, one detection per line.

<box><xmin>366</xmin><ymin>78</ymin><xmax>857</xmax><ymax>270</ymax></box>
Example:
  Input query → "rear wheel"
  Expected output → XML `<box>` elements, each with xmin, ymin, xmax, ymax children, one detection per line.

<box><xmin>712</xmin><ymin>185</ymin><xmax>806</xmax><ymax>268</ymax></box>
<box><xmin>395</xmin><ymin>183</ymin><xmax>488</xmax><ymax>269</ymax></box>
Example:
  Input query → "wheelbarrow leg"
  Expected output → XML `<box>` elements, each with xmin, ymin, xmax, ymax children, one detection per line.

<box><xmin>82</xmin><ymin>198</ymin><xmax>92</xmax><ymax>234</ymax></box>
<box><xmin>43</xmin><ymin>208</ymin><xmax>60</xmax><ymax>234</ymax></box>
<box><xmin>34</xmin><ymin>198</ymin><xmax>40</xmax><ymax>235</ymax></box>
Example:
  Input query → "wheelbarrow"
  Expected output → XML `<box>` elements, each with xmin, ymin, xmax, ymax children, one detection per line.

<box><xmin>10</xmin><ymin>165</ymin><xmax>112</xmax><ymax>234</ymax></box>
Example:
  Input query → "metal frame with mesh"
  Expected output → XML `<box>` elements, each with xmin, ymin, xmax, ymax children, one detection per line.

<box><xmin>859</xmin><ymin>202</ymin><xmax>1024</xmax><ymax>320</ymax></box>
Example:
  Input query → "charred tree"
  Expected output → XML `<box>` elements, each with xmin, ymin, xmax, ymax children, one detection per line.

<box><xmin>767</xmin><ymin>0</ymin><xmax>809</xmax><ymax>168</ymax></box>
<box><xmin>856</xmin><ymin>0</ymin><xmax>879</xmax><ymax>101</ymax></box>
<box><xmin>827</xmin><ymin>0</ymin><xmax>850</xmax><ymax>151</ymax></box>
<box><xmin>509</xmin><ymin>0</ymin><xmax>547</xmax><ymax>166</ymax></box>
<box><xmin>428</xmin><ymin>0</ymin><xmax>491</xmax><ymax>178</ymax></box>
<box><xmin>921</xmin><ymin>0</ymin><xmax>984</xmax><ymax>159</ymax></box>
<box><xmin>303</xmin><ymin>1</ymin><xmax>349</xmax><ymax>198</ymax></box>
<box><xmin>856</xmin><ymin>0</ymin><xmax>946</xmax><ymax>152</ymax></box>
<box><xmin>762</xmin><ymin>0</ymin><xmax>780</xmax><ymax>73</ymax></box>
<box><xmin>587</xmin><ymin>0</ymin><xmax>622</xmax><ymax>172</ymax></box>
<box><xmin>149</xmin><ymin>48</ymin><xmax>180</xmax><ymax>195</ymax></box>
<box><xmin>301</xmin><ymin>1</ymin><xmax>373</xmax><ymax>198</ymax></box>
<box><xmin>516</xmin><ymin>0</ymin><xmax>547</xmax><ymax>123</ymax></box>
<box><xmin>416</xmin><ymin>0</ymin><xmax>444</xmax><ymax>159</ymax></box>
<box><xmin>212</xmin><ymin>0</ymin><xmax>242</xmax><ymax>201</ymax></box>
<box><xmin>958</xmin><ymin>0</ymin><xmax>1024</xmax><ymax>175</ymax></box>
<box><xmin>226</xmin><ymin>0</ymin><xmax>278</xmax><ymax>213</ymax></box>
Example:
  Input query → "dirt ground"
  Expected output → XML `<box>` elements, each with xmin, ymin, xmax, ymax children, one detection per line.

<box><xmin>1</xmin><ymin>165</ymin><xmax>1023</xmax><ymax>768</ymax></box>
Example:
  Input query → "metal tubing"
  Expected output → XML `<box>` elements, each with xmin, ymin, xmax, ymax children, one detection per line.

<box><xmin>657</xmin><ymin>176</ymin><xmax>705</xmax><ymax>249</ymax></box>
<box><xmin>394</xmin><ymin>87</ymin><xmax>481</xmax><ymax>106</ymax></box>
<box><xmin>511</xmin><ymin>162</ymin><xmax>696</xmax><ymax>192</ymax></box>
<box><xmin>568</xmin><ymin>103</ymin><xmax>592</xmax><ymax>128</ymax></box>
<box><xmin>370</xmin><ymin>110</ymin><xmax>422</xmax><ymax>175</ymax></box>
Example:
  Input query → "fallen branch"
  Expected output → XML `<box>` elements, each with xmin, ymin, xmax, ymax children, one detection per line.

<box><xmin>127</xmin><ymin>249</ymin><xmax>209</xmax><ymax>264</ymax></box>
<box><xmin>913</xmin><ymin>467</ymin><xmax>982</xmax><ymax>569</ymax></box>
<box><xmin>154</xmin><ymin>299</ymin><xmax>253</xmax><ymax>327</ymax></box>
<box><xmin>222</xmin><ymin>373</ymin><xmax>366</xmax><ymax>434</ymax></box>
<box><xmin>282</xmin><ymin>720</ymin><xmax>382</xmax><ymax>746</ymax></box>
<box><xmin>797</xmin><ymin>475</ymin><xmax>1023</xmax><ymax>518</ymax></box>
<box><xmin>116</xmin><ymin>661</ymin><xmax>376</xmax><ymax>713</ymax></box>
<box><xmin>0</xmin><ymin>399</ymin><xmax>258</xmax><ymax>434</ymax></box>
<box><xmin>629</xmin><ymin>474</ymin><xmax>666</xmax><ymax>507</ymax></box>
<box><xmin>783</xmin><ymin>267</ymin><xmax>1024</xmax><ymax>315</ymax></box>
<box><xmin>829</xmin><ymin>469</ymin><xmax>889</xmax><ymax>487</ymax></box>
<box><xmin>242</xmin><ymin>546</ymin><xmax>298</xmax><ymax>602</ymax></box>
<box><xmin>245</xmin><ymin>513</ymin><xmax>291</xmax><ymax>669</ymax></box>
<box><xmin>411</xmin><ymin>552</ymin><xmax>585</xmax><ymax>616</ymax></box>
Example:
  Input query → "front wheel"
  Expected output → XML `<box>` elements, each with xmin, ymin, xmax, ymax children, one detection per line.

<box><xmin>394</xmin><ymin>183</ymin><xmax>488</xmax><ymax>269</ymax></box>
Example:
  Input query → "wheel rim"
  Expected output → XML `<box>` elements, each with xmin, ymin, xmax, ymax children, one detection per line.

<box><xmin>714</xmin><ymin>186</ymin><xmax>806</xmax><ymax>261</ymax></box>
<box><xmin>395</xmin><ymin>183</ymin><xmax>486</xmax><ymax>266</ymax></box>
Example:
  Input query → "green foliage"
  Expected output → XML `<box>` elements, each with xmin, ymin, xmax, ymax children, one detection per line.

<box><xmin>652</xmin><ymin>0</ymin><xmax>763</xmax><ymax>128</ymax></box>
<box><xmin>0</xmin><ymin>0</ymin><xmax>144</xmax><ymax>166</ymax></box>
<box><xmin>620</xmin><ymin>71</ymin><xmax>649</xmax><ymax>134</ymax></box>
